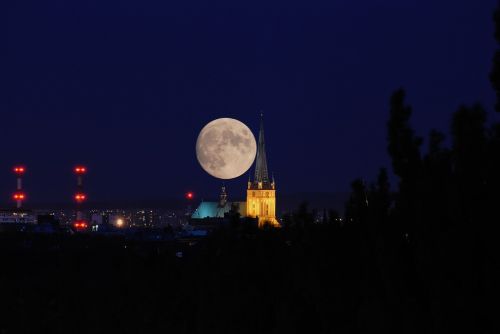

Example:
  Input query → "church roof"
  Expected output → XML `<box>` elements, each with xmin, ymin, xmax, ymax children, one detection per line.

<box><xmin>250</xmin><ymin>114</ymin><xmax>273</xmax><ymax>190</ymax></box>
<box><xmin>191</xmin><ymin>201</ymin><xmax>246</xmax><ymax>219</ymax></box>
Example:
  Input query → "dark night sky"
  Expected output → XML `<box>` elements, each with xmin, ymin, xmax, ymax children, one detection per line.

<box><xmin>2</xmin><ymin>0</ymin><xmax>498</xmax><ymax>204</ymax></box>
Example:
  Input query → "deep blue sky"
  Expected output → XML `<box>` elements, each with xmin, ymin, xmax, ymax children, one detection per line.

<box><xmin>2</xmin><ymin>0</ymin><xmax>498</xmax><ymax>204</ymax></box>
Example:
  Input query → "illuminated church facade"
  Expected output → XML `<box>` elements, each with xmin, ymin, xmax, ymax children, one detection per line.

<box><xmin>246</xmin><ymin>116</ymin><xmax>279</xmax><ymax>227</ymax></box>
<box><xmin>191</xmin><ymin>116</ymin><xmax>279</xmax><ymax>228</ymax></box>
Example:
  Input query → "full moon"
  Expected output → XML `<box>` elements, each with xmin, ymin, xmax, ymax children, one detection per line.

<box><xmin>196</xmin><ymin>118</ymin><xmax>257</xmax><ymax>180</ymax></box>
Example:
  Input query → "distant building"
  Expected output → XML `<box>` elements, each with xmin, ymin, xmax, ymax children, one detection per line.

<box><xmin>191</xmin><ymin>185</ymin><xmax>246</xmax><ymax>219</ymax></box>
<box><xmin>0</xmin><ymin>209</ymin><xmax>36</xmax><ymax>224</ymax></box>
<box><xmin>192</xmin><ymin>115</ymin><xmax>279</xmax><ymax>228</ymax></box>
<box><xmin>90</xmin><ymin>213</ymin><xmax>104</xmax><ymax>226</ymax></box>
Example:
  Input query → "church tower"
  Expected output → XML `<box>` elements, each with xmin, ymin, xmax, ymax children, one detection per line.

<box><xmin>246</xmin><ymin>115</ymin><xmax>279</xmax><ymax>227</ymax></box>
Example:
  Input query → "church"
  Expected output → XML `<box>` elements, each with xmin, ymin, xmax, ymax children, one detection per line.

<box><xmin>191</xmin><ymin>116</ymin><xmax>279</xmax><ymax>228</ymax></box>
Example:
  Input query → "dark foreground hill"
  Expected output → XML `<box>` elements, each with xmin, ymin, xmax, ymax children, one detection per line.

<box><xmin>0</xmin><ymin>220</ymin><xmax>494</xmax><ymax>334</ymax></box>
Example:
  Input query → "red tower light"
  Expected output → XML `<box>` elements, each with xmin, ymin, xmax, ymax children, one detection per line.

<box><xmin>73</xmin><ymin>220</ymin><xmax>88</xmax><ymax>229</ymax></box>
<box><xmin>74</xmin><ymin>166</ymin><xmax>87</xmax><ymax>174</ymax></box>
<box><xmin>13</xmin><ymin>192</ymin><xmax>26</xmax><ymax>201</ymax></box>
<box><xmin>13</xmin><ymin>166</ymin><xmax>26</xmax><ymax>175</ymax></box>
<box><xmin>186</xmin><ymin>192</ymin><xmax>194</xmax><ymax>200</ymax></box>
<box><xmin>74</xmin><ymin>193</ymin><xmax>87</xmax><ymax>203</ymax></box>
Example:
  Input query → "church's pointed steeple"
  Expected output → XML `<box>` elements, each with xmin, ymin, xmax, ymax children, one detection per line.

<box><xmin>253</xmin><ymin>113</ymin><xmax>270</xmax><ymax>188</ymax></box>
<box><xmin>219</xmin><ymin>183</ymin><xmax>228</xmax><ymax>207</ymax></box>
<box><xmin>246</xmin><ymin>113</ymin><xmax>279</xmax><ymax>227</ymax></box>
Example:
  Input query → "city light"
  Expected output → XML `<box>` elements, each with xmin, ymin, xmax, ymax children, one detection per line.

<box><xmin>116</xmin><ymin>218</ymin><xmax>124</xmax><ymax>227</ymax></box>
<box><xmin>186</xmin><ymin>192</ymin><xmax>194</xmax><ymax>200</ymax></box>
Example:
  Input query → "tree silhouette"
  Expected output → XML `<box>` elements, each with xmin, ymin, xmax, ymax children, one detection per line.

<box><xmin>387</xmin><ymin>89</ymin><xmax>423</xmax><ymax>241</ymax></box>
<box><xmin>344</xmin><ymin>178</ymin><xmax>368</xmax><ymax>225</ymax></box>
<box><xmin>451</xmin><ymin>104</ymin><xmax>487</xmax><ymax>228</ymax></box>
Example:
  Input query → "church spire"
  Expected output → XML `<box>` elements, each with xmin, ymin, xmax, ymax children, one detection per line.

<box><xmin>219</xmin><ymin>183</ymin><xmax>228</xmax><ymax>207</ymax></box>
<box><xmin>254</xmin><ymin>113</ymin><xmax>270</xmax><ymax>187</ymax></box>
<box><xmin>246</xmin><ymin>113</ymin><xmax>279</xmax><ymax>228</ymax></box>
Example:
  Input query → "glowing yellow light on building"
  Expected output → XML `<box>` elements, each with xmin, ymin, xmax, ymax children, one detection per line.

<box><xmin>116</xmin><ymin>218</ymin><xmax>124</xmax><ymax>227</ymax></box>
